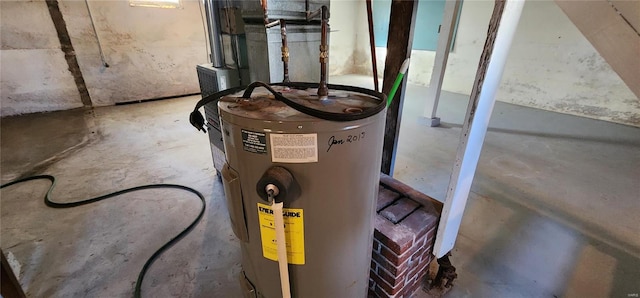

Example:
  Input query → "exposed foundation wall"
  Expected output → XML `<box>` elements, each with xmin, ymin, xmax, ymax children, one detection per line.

<box><xmin>5</xmin><ymin>0</ymin><xmax>637</xmax><ymax>125</ymax></box>
<box><xmin>59</xmin><ymin>0</ymin><xmax>208</xmax><ymax>106</ymax></box>
<box><xmin>340</xmin><ymin>0</ymin><xmax>640</xmax><ymax>127</ymax></box>
<box><xmin>1</xmin><ymin>0</ymin><xmax>208</xmax><ymax>116</ymax></box>
<box><xmin>1</xmin><ymin>0</ymin><xmax>84</xmax><ymax>117</ymax></box>
<box><xmin>329</xmin><ymin>0</ymin><xmax>359</xmax><ymax>75</ymax></box>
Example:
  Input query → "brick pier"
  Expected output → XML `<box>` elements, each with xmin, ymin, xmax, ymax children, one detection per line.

<box><xmin>369</xmin><ymin>174</ymin><xmax>441</xmax><ymax>298</ymax></box>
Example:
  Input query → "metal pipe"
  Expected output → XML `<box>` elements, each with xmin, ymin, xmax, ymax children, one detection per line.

<box><xmin>261</xmin><ymin>0</ymin><xmax>269</xmax><ymax>25</ymax></box>
<box><xmin>306</xmin><ymin>8</ymin><xmax>321</xmax><ymax>21</ymax></box>
<box><xmin>223</xmin><ymin>0</ymin><xmax>240</xmax><ymax>68</ymax></box>
<box><xmin>280</xmin><ymin>19</ymin><xmax>290</xmax><ymax>83</ymax></box>
<box><xmin>365</xmin><ymin>0</ymin><xmax>378</xmax><ymax>92</ymax></box>
<box><xmin>204</xmin><ymin>0</ymin><xmax>224</xmax><ymax>67</ymax></box>
<box><xmin>84</xmin><ymin>0</ymin><xmax>108</xmax><ymax>67</ymax></box>
<box><xmin>265</xmin><ymin>19</ymin><xmax>280</xmax><ymax>28</ymax></box>
<box><xmin>317</xmin><ymin>6</ymin><xmax>329</xmax><ymax>97</ymax></box>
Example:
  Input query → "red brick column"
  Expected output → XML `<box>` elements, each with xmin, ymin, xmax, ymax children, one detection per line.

<box><xmin>369</xmin><ymin>175</ymin><xmax>440</xmax><ymax>298</ymax></box>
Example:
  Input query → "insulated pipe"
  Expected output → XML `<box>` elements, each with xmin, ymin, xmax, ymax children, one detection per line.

<box><xmin>204</xmin><ymin>0</ymin><xmax>224</xmax><ymax>67</ymax></box>
<box><xmin>317</xmin><ymin>6</ymin><xmax>329</xmax><ymax>97</ymax></box>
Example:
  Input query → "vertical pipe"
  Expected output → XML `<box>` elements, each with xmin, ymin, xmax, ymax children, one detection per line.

<box><xmin>280</xmin><ymin>19</ymin><xmax>290</xmax><ymax>83</ymax></box>
<box><xmin>84</xmin><ymin>0</ymin><xmax>108</xmax><ymax>67</ymax></box>
<box><xmin>204</xmin><ymin>0</ymin><xmax>224</xmax><ymax>67</ymax></box>
<box><xmin>317</xmin><ymin>6</ymin><xmax>329</xmax><ymax>97</ymax></box>
<box><xmin>433</xmin><ymin>0</ymin><xmax>525</xmax><ymax>258</ymax></box>
<box><xmin>365</xmin><ymin>0</ymin><xmax>379</xmax><ymax>92</ymax></box>
<box><xmin>261</xmin><ymin>0</ymin><xmax>269</xmax><ymax>24</ymax></box>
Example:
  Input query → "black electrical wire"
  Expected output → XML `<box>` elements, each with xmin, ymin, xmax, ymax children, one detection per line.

<box><xmin>189</xmin><ymin>81</ymin><xmax>387</xmax><ymax>133</ymax></box>
<box><xmin>0</xmin><ymin>175</ymin><xmax>206</xmax><ymax>298</ymax></box>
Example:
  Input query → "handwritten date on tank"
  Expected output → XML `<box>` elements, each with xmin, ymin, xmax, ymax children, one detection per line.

<box><xmin>327</xmin><ymin>132</ymin><xmax>366</xmax><ymax>152</ymax></box>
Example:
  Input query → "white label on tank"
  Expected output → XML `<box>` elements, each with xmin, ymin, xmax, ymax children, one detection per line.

<box><xmin>270</xmin><ymin>133</ymin><xmax>318</xmax><ymax>163</ymax></box>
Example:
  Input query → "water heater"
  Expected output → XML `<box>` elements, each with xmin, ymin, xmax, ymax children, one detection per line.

<box><xmin>205</xmin><ymin>81</ymin><xmax>386</xmax><ymax>297</ymax></box>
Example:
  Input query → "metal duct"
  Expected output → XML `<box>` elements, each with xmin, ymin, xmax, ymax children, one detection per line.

<box><xmin>204</xmin><ymin>0</ymin><xmax>225</xmax><ymax>67</ymax></box>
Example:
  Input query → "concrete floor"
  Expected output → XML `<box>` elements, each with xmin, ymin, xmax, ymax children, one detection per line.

<box><xmin>2</xmin><ymin>75</ymin><xmax>639</xmax><ymax>297</ymax></box>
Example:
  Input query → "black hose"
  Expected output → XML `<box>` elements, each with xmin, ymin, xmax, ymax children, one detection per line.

<box><xmin>0</xmin><ymin>175</ymin><xmax>206</xmax><ymax>298</ymax></box>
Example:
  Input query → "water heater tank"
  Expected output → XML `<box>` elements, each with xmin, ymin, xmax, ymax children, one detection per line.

<box><xmin>218</xmin><ymin>82</ymin><xmax>386</xmax><ymax>297</ymax></box>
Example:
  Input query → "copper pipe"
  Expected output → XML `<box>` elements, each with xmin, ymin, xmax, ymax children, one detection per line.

<box><xmin>365</xmin><ymin>0</ymin><xmax>379</xmax><ymax>92</ymax></box>
<box><xmin>280</xmin><ymin>19</ymin><xmax>290</xmax><ymax>83</ymax></box>
<box><xmin>261</xmin><ymin>0</ymin><xmax>268</xmax><ymax>25</ymax></box>
<box><xmin>317</xmin><ymin>5</ymin><xmax>329</xmax><ymax>97</ymax></box>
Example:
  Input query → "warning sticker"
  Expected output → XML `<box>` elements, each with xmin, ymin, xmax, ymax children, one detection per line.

<box><xmin>257</xmin><ymin>202</ymin><xmax>305</xmax><ymax>265</ymax></box>
<box><xmin>242</xmin><ymin>130</ymin><xmax>267</xmax><ymax>154</ymax></box>
<box><xmin>270</xmin><ymin>133</ymin><xmax>318</xmax><ymax>163</ymax></box>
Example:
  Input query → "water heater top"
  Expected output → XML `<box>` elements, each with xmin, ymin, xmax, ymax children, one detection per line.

<box><xmin>218</xmin><ymin>84</ymin><xmax>384</xmax><ymax>122</ymax></box>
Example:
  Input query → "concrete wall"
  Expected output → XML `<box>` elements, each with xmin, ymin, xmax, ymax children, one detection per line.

<box><xmin>60</xmin><ymin>0</ymin><xmax>208</xmax><ymax>106</ymax></box>
<box><xmin>335</xmin><ymin>0</ymin><xmax>640</xmax><ymax>127</ymax></box>
<box><xmin>1</xmin><ymin>0</ymin><xmax>84</xmax><ymax>117</ymax></box>
<box><xmin>1</xmin><ymin>0</ymin><xmax>208</xmax><ymax>116</ymax></box>
<box><xmin>329</xmin><ymin>0</ymin><xmax>360</xmax><ymax>75</ymax></box>
<box><xmin>555</xmin><ymin>0</ymin><xmax>640</xmax><ymax>99</ymax></box>
<box><xmin>329</xmin><ymin>0</ymin><xmax>379</xmax><ymax>83</ymax></box>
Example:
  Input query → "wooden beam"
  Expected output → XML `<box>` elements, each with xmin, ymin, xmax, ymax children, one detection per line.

<box><xmin>381</xmin><ymin>0</ymin><xmax>419</xmax><ymax>175</ymax></box>
<box><xmin>45</xmin><ymin>0</ymin><xmax>92</xmax><ymax>107</ymax></box>
<box><xmin>433</xmin><ymin>0</ymin><xmax>525</xmax><ymax>258</ymax></box>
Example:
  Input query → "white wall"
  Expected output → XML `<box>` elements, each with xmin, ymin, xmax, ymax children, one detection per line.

<box><xmin>335</xmin><ymin>0</ymin><xmax>640</xmax><ymax>127</ymax></box>
<box><xmin>501</xmin><ymin>1</ymin><xmax>638</xmax><ymax>125</ymax></box>
<box><xmin>329</xmin><ymin>0</ymin><xmax>359</xmax><ymax>75</ymax></box>
<box><xmin>60</xmin><ymin>0</ymin><xmax>208</xmax><ymax>106</ymax></box>
<box><xmin>1</xmin><ymin>0</ymin><xmax>84</xmax><ymax>117</ymax></box>
<box><xmin>1</xmin><ymin>0</ymin><xmax>208</xmax><ymax>116</ymax></box>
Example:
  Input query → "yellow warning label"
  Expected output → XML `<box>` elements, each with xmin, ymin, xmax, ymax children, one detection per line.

<box><xmin>257</xmin><ymin>202</ymin><xmax>305</xmax><ymax>265</ymax></box>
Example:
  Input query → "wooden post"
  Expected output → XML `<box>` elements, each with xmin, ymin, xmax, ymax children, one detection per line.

<box><xmin>1</xmin><ymin>249</ymin><xmax>26</xmax><ymax>298</ymax></box>
<box><xmin>381</xmin><ymin>0</ymin><xmax>419</xmax><ymax>175</ymax></box>
<box><xmin>422</xmin><ymin>0</ymin><xmax>462</xmax><ymax>127</ymax></box>
<box><xmin>433</xmin><ymin>0</ymin><xmax>525</xmax><ymax>258</ymax></box>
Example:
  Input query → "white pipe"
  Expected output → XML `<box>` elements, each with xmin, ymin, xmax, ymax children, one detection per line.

<box><xmin>272</xmin><ymin>202</ymin><xmax>291</xmax><ymax>298</ymax></box>
<box><xmin>433</xmin><ymin>0</ymin><xmax>526</xmax><ymax>258</ymax></box>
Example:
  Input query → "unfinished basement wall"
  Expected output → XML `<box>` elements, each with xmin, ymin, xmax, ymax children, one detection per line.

<box><xmin>59</xmin><ymin>0</ymin><xmax>208</xmax><ymax>106</ymax></box>
<box><xmin>329</xmin><ymin>0</ymin><xmax>361</xmax><ymax>75</ymax></box>
<box><xmin>360</xmin><ymin>1</ymin><xmax>639</xmax><ymax>127</ymax></box>
<box><xmin>0</xmin><ymin>0</ymin><xmax>85</xmax><ymax>117</ymax></box>
<box><xmin>1</xmin><ymin>0</ymin><xmax>207</xmax><ymax>117</ymax></box>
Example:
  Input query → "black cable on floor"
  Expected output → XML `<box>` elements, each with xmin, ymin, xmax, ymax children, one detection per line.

<box><xmin>0</xmin><ymin>175</ymin><xmax>206</xmax><ymax>298</ymax></box>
